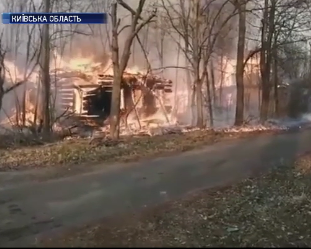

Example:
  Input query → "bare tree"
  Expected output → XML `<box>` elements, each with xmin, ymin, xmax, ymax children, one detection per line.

<box><xmin>234</xmin><ymin>0</ymin><xmax>247</xmax><ymax>126</ymax></box>
<box><xmin>244</xmin><ymin>0</ymin><xmax>311</xmax><ymax>122</ymax></box>
<box><xmin>40</xmin><ymin>0</ymin><xmax>51</xmax><ymax>134</ymax></box>
<box><xmin>258</xmin><ymin>0</ymin><xmax>274</xmax><ymax>122</ymax></box>
<box><xmin>0</xmin><ymin>0</ymin><xmax>41</xmax><ymax>125</ymax></box>
<box><xmin>109</xmin><ymin>0</ymin><xmax>156</xmax><ymax>139</ymax></box>
<box><xmin>161</xmin><ymin>0</ymin><xmax>238</xmax><ymax>128</ymax></box>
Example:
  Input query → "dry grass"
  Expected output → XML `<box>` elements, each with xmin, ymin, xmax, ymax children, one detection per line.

<box><xmin>41</xmin><ymin>152</ymin><xmax>311</xmax><ymax>247</ymax></box>
<box><xmin>0</xmin><ymin>129</ymin><xmax>277</xmax><ymax>171</ymax></box>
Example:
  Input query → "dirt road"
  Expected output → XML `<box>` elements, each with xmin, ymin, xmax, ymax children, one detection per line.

<box><xmin>1</xmin><ymin>129</ymin><xmax>311</xmax><ymax>247</ymax></box>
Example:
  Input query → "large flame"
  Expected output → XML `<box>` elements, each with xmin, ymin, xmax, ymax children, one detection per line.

<box><xmin>52</xmin><ymin>51</ymin><xmax>101</xmax><ymax>72</ymax></box>
<box><xmin>50</xmin><ymin>50</ymin><xmax>146</xmax><ymax>77</ymax></box>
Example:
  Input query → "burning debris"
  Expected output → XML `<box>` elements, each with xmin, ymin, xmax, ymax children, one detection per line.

<box><xmin>68</xmin><ymin>71</ymin><xmax>173</xmax><ymax>118</ymax></box>
<box><xmin>52</xmin><ymin>69</ymin><xmax>174</xmax><ymax>138</ymax></box>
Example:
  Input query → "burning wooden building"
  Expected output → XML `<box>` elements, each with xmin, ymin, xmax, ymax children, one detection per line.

<box><xmin>59</xmin><ymin>71</ymin><xmax>173</xmax><ymax>120</ymax></box>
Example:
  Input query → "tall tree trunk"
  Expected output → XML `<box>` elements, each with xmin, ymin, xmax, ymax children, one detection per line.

<box><xmin>196</xmin><ymin>79</ymin><xmax>204</xmax><ymax>127</ymax></box>
<box><xmin>193</xmin><ymin>0</ymin><xmax>204</xmax><ymax>128</ymax></box>
<box><xmin>204</xmin><ymin>67</ymin><xmax>214</xmax><ymax>127</ymax></box>
<box><xmin>219</xmin><ymin>54</ymin><xmax>224</xmax><ymax>105</ymax></box>
<box><xmin>209</xmin><ymin>59</ymin><xmax>216</xmax><ymax>105</ymax></box>
<box><xmin>22</xmin><ymin>84</ymin><xmax>26</xmax><ymax>126</ymax></box>
<box><xmin>110</xmin><ymin>75</ymin><xmax>122</xmax><ymax>138</ymax></box>
<box><xmin>191</xmin><ymin>84</ymin><xmax>196</xmax><ymax>125</ymax></box>
<box><xmin>234</xmin><ymin>0</ymin><xmax>246</xmax><ymax>126</ymax></box>
<box><xmin>194</xmin><ymin>58</ymin><xmax>203</xmax><ymax>127</ymax></box>
<box><xmin>41</xmin><ymin>0</ymin><xmax>51</xmax><ymax>133</ymax></box>
<box><xmin>260</xmin><ymin>0</ymin><xmax>275</xmax><ymax>122</ymax></box>
<box><xmin>110</xmin><ymin>3</ymin><xmax>121</xmax><ymax>139</ymax></box>
<box><xmin>109</xmin><ymin>0</ymin><xmax>155</xmax><ymax>139</ymax></box>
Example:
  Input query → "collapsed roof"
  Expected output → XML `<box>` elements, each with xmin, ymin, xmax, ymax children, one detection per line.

<box><xmin>51</xmin><ymin>69</ymin><xmax>173</xmax><ymax>89</ymax></box>
<box><xmin>97</xmin><ymin>72</ymin><xmax>173</xmax><ymax>91</ymax></box>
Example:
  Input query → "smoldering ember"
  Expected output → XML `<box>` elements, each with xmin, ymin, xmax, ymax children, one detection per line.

<box><xmin>2</xmin><ymin>0</ymin><xmax>311</xmax><ymax>248</ymax></box>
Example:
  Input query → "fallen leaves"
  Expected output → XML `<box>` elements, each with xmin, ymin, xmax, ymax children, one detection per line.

<box><xmin>0</xmin><ymin>129</ymin><xmax>274</xmax><ymax>171</ymax></box>
<box><xmin>294</xmin><ymin>151</ymin><xmax>311</xmax><ymax>175</ymax></box>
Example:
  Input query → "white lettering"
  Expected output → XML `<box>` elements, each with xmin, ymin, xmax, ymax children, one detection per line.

<box><xmin>21</xmin><ymin>14</ymin><xmax>28</xmax><ymax>22</ymax></box>
<box><xmin>11</xmin><ymin>16</ymin><xmax>21</xmax><ymax>22</ymax></box>
<box><xmin>44</xmin><ymin>15</ymin><xmax>82</xmax><ymax>23</ymax></box>
<box><xmin>61</xmin><ymin>16</ymin><xmax>69</xmax><ymax>22</ymax></box>
<box><xmin>37</xmin><ymin>16</ymin><xmax>47</xmax><ymax>23</ymax></box>
<box><xmin>10</xmin><ymin>14</ymin><xmax>51</xmax><ymax>23</ymax></box>
<box><xmin>68</xmin><ymin>16</ymin><xmax>75</xmax><ymax>22</ymax></box>
<box><xmin>26</xmin><ymin>16</ymin><xmax>33</xmax><ymax>22</ymax></box>
<box><xmin>72</xmin><ymin>16</ymin><xmax>81</xmax><ymax>22</ymax></box>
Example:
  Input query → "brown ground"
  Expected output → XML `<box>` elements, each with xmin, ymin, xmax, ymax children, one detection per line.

<box><xmin>0</xmin><ymin>129</ymin><xmax>281</xmax><ymax>171</ymax></box>
<box><xmin>40</xmin><ymin>152</ymin><xmax>311</xmax><ymax>247</ymax></box>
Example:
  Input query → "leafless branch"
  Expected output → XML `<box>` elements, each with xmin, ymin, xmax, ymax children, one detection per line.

<box><xmin>117</xmin><ymin>0</ymin><xmax>144</xmax><ymax>20</ymax></box>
